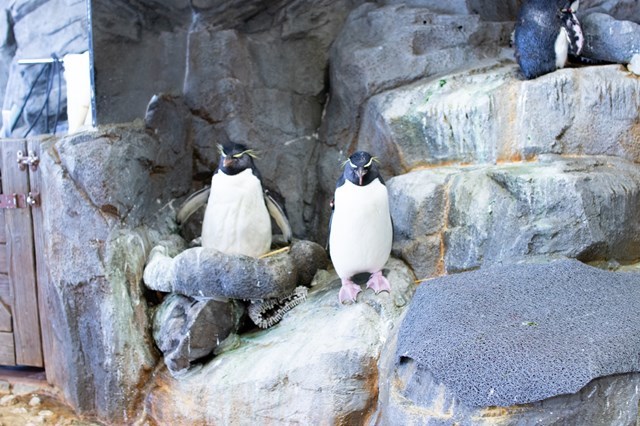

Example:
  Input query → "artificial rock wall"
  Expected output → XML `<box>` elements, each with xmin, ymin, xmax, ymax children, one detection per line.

<box><xmin>0</xmin><ymin>0</ymin><xmax>640</xmax><ymax>424</ymax></box>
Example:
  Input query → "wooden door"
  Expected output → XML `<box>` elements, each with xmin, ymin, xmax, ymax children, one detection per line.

<box><xmin>0</xmin><ymin>139</ymin><xmax>43</xmax><ymax>367</ymax></box>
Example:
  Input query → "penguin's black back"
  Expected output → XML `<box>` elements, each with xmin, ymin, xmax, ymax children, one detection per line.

<box><xmin>514</xmin><ymin>0</ymin><xmax>583</xmax><ymax>79</ymax></box>
<box><xmin>514</xmin><ymin>0</ymin><xmax>567</xmax><ymax>79</ymax></box>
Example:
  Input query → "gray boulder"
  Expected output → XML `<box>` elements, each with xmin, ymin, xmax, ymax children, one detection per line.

<box><xmin>380</xmin><ymin>0</ymin><xmax>521</xmax><ymax>21</ymax></box>
<box><xmin>144</xmin><ymin>258</ymin><xmax>416</xmax><ymax>425</ymax></box>
<box><xmin>388</xmin><ymin>168</ymin><xmax>449</xmax><ymax>280</ymax></box>
<box><xmin>144</xmin><ymin>239</ymin><xmax>329</xmax><ymax>300</ymax></box>
<box><xmin>152</xmin><ymin>294</ymin><xmax>244</xmax><ymax>377</ymax></box>
<box><xmin>37</xmin><ymin>123</ymin><xmax>192</xmax><ymax>422</ymax></box>
<box><xmin>581</xmin><ymin>0</ymin><xmax>640</xmax><ymax>22</ymax></box>
<box><xmin>359</xmin><ymin>62</ymin><xmax>640</xmax><ymax>177</ymax></box>
<box><xmin>581</xmin><ymin>13</ymin><xmax>640</xmax><ymax>64</ymax></box>
<box><xmin>324</xmin><ymin>3</ymin><xmax>513</xmax><ymax>152</ymax></box>
<box><xmin>388</xmin><ymin>156</ymin><xmax>640</xmax><ymax>276</ymax></box>
<box><xmin>377</xmin><ymin>259</ymin><xmax>640</xmax><ymax>424</ymax></box>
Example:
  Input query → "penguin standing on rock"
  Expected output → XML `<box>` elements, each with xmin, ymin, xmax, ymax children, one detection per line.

<box><xmin>177</xmin><ymin>142</ymin><xmax>292</xmax><ymax>258</ymax></box>
<box><xmin>514</xmin><ymin>0</ymin><xmax>584</xmax><ymax>79</ymax></box>
<box><xmin>328</xmin><ymin>151</ymin><xmax>393</xmax><ymax>304</ymax></box>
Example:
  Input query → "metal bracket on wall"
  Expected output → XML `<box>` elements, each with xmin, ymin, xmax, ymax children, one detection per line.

<box><xmin>0</xmin><ymin>193</ymin><xmax>40</xmax><ymax>209</ymax></box>
<box><xmin>16</xmin><ymin>150</ymin><xmax>39</xmax><ymax>171</ymax></box>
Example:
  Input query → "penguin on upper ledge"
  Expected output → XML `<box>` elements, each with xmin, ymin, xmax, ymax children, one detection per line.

<box><xmin>177</xmin><ymin>142</ymin><xmax>292</xmax><ymax>258</ymax></box>
<box><xmin>514</xmin><ymin>0</ymin><xmax>584</xmax><ymax>79</ymax></box>
<box><xmin>328</xmin><ymin>151</ymin><xmax>393</xmax><ymax>304</ymax></box>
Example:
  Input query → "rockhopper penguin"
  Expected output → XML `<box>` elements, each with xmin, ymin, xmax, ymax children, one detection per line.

<box><xmin>328</xmin><ymin>151</ymin><xmax>393</xmax><ymax>304</ymax></box>
<box><xmin>177</xmin><ymin>142</ymin><xmax>292</xmax><ymax>258</ymax></box>
<box><xmin>514</xmin><ymin>0</ymin><xmax>584</xmax><ymax>79</ymax></box>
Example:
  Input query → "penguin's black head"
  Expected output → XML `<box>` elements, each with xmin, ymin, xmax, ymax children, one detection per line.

<box><xmin>217</xmin><ymin>142</ymin><xmax>259</xmax><ymax>176</ymax></box>
<box><xmin>342</xmin><ymin>151</ymin><xmax>383</xmax><ymax>187</ymax></box>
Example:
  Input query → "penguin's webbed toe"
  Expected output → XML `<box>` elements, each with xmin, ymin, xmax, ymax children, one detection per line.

<box><xmin>366</xmin><ymin>270</ymin><xmax>391</xmax><ymax>295</ymax></box>
<box><xmin>339</xmin><ymin>278</ymin><xmax>362</xmax><ymax>304</ymax></box>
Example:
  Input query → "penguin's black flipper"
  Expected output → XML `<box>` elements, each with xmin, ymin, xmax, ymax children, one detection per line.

<box><xmin>264</xmin><ymin>189</ymin><xmax>292</xmax><ymax>243</ymax></box>
<box><xmin>176</xmin><ymin>187</ymin><xmax>210</xmax><ymax>225</ymax></box>
<box><xmin>326</xmin><ymin>198</ymin><xmax>335</xmax><ymax>255</ymax></box>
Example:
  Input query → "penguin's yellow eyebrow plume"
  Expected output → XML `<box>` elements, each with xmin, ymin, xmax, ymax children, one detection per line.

<box><xmin>233</xmin><ymin>149</ymin><xmax>259</xmax><ymax>159</ymax></box>
<box><xmin>216</xmin><ymin>144</ymin><xmax>260</xmax><ymax>159</ymax></box>
<box><xmin>341</xmin><ymin>159</ymin><xmax>355</xmax><ymax>168</ymax></box>
<box><xmin>364</xmin><ymin>156</ymin><xmax>378</xmax><ymax>168</ymax></box>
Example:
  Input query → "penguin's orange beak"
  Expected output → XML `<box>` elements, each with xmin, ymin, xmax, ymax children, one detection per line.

<box><xmin>223</xmin><ymin>157</ymin><xmax>234</xmax><ymax>169</ymax></box>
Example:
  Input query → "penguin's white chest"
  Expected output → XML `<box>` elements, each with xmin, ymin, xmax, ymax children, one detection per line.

<box><xmin>554</xmin><ymin>27</ymin><xmax>570</xmax><ymax>69</ymax></box>
<box><xmin>201</xmin><ymin>169</ymin><xmax>272</xmax><ymax>257</ymax></box>
<box><xmin>329</xmin><ymin>179</ymin><xmax>392</xmax><ymax>279</ymax></box>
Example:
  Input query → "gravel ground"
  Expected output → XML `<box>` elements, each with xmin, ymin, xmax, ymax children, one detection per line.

<box><xmin>0</xmin><ymin>374</ymin><xmax>102</xmax><ymax>426</ymax></box>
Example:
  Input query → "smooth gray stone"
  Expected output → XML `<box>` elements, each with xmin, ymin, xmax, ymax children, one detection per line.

<box><xmin>144</xmin><ymin>240</ymin><xmax>329</xmax><ymax>300</ymax></box>
<box><xmin>581</xmin><ymin>13</ymin><xmax>640</xmax><ymax>63</ymax></box>
<box><xmin>152</xmin><ymin>294</ymin><xmax>243</xmax><ymax>376</ymax></box>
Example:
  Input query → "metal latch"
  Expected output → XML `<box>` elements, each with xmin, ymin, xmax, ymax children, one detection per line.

<box><xmin>0</xmin><ymin>192</ymin><xmax>40</xmax><ymax>209</ymax></box>
<box><xmin>17</xmin><ymin>150</ymin><xmax>39</xmax><ymax>171</ymax></box>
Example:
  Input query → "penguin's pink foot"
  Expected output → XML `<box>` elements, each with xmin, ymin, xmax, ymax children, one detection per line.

<box><xmin>339</xmin><ymin>278</ymin><xmax>361</xmax><ymax>304</ymax></box>
<box><xmin>366</xmin><ymin>270</ymin><xmax>391</xmax><ymax>294</ymax></box>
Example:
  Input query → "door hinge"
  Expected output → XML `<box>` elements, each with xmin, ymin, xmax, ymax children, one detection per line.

<box><xmin>0</xmin><ymin>192</ymin><xmax>40</xmax><ymax>209</ymax></box>
<box><xmin>16</xmin><ymin>150</ymin><xmax>39</xmax><ymax>171</ymax></box>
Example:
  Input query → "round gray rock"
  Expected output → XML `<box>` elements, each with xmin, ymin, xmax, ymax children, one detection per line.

<box><xmin>144</xmin><ymin>240</ymin><xmax>329</xmax><ymax>300</ymax></box>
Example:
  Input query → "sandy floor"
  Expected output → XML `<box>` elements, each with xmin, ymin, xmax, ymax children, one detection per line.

<box><xmin>0</xmin><ymin>392</ymin><xmax>100</xmax><ymax>425</ymax></box>
<box><xmin>0</xmin><ymin>368</ymin><xmax>101</xmax><ymax>426</ymax></box>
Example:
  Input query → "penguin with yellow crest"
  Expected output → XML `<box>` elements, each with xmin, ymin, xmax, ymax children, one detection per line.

<box><xmin>177</xmin><ymin>142</ymin><xmax>291</xmax><ymax>258</ymax></box>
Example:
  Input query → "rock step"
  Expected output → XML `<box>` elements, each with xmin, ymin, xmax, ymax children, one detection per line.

<box><xmin>144</xmin><ymin>259</ymin><xmax>416</xmax><ymax>425</ymax></box>
<box><xmin>388</xmin><ymin>155</ymin><xmax>640</xmax><ymax>279</ymax></box>
<box><xmin>360</xmin><ymin>63</ymin><xmax>640</xmax><ymax>177</ymax></box>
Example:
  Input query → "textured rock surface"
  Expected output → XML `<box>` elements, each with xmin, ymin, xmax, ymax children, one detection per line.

<box><xmin>359</xmin><ymin>63</ymin><xmax>640</xmax><ymax>177</ymax></box>
<box><xmin>144</xmin><ymin>239</ymin><xmax>329</xmax><ymax>299</ymax></box>
<box><xmin>323</xmin><ymin>3</ymin><xmax>512</xmax><ymax>152</ymax></box>
<box><xmin>388</xmin><ymin>155</ymin><xmax>640</xmax><ymax>276</ymax></box>
<box><xmin>36</xmin><ymin>122</ymin><xmax>192</xmax><ymax>422</ymax></box>
<box><xmin>378</xmin><ymin>325</ymin><xmax>640</xmax><ymax>425</ymax></box>
<box><xmin>581</xmin><ymin>13</ymin><xmax>640</xmax><ymax>63</ymax></box>
<box><xmin>581</xmin><ymin>0</ymin><xmax>640</xmax><ymax>21</ymax></box>
<box><xmin>0</xmin><ymin>6</ymin><xmax>15</xmax><ymax>121</ymax></box>
<box><xmin>3</xmin><ymin>1</ymin><xmax>640</xmax><ymax>424</ymax></box>
<box><xmin>91</xmin><ymin>0</ymin><xmax>189</xmax><ymax>125</ymax></box>
<box><xmin>144</xmin><ymin>259</ymin><xmax>416</xmax><ymax>425</ymax></box>
<box><xmin>396</xmin><ymin>259</ymin><xmax>640</xmax><ymax>407</ymax></box>
<box><xmin>379</xmin><ymin>0</ymin><xmax>521</xmax><ymax>21</ymax></box>
<box><xmin>152</xmin><ymin>294</ymin><xmax>244</xmax><ymax>376</ymax></box>
<box><xmin>182</xmin><ymin>0</ymin><xmax>356</xmax><ymax>237</ymax></box>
